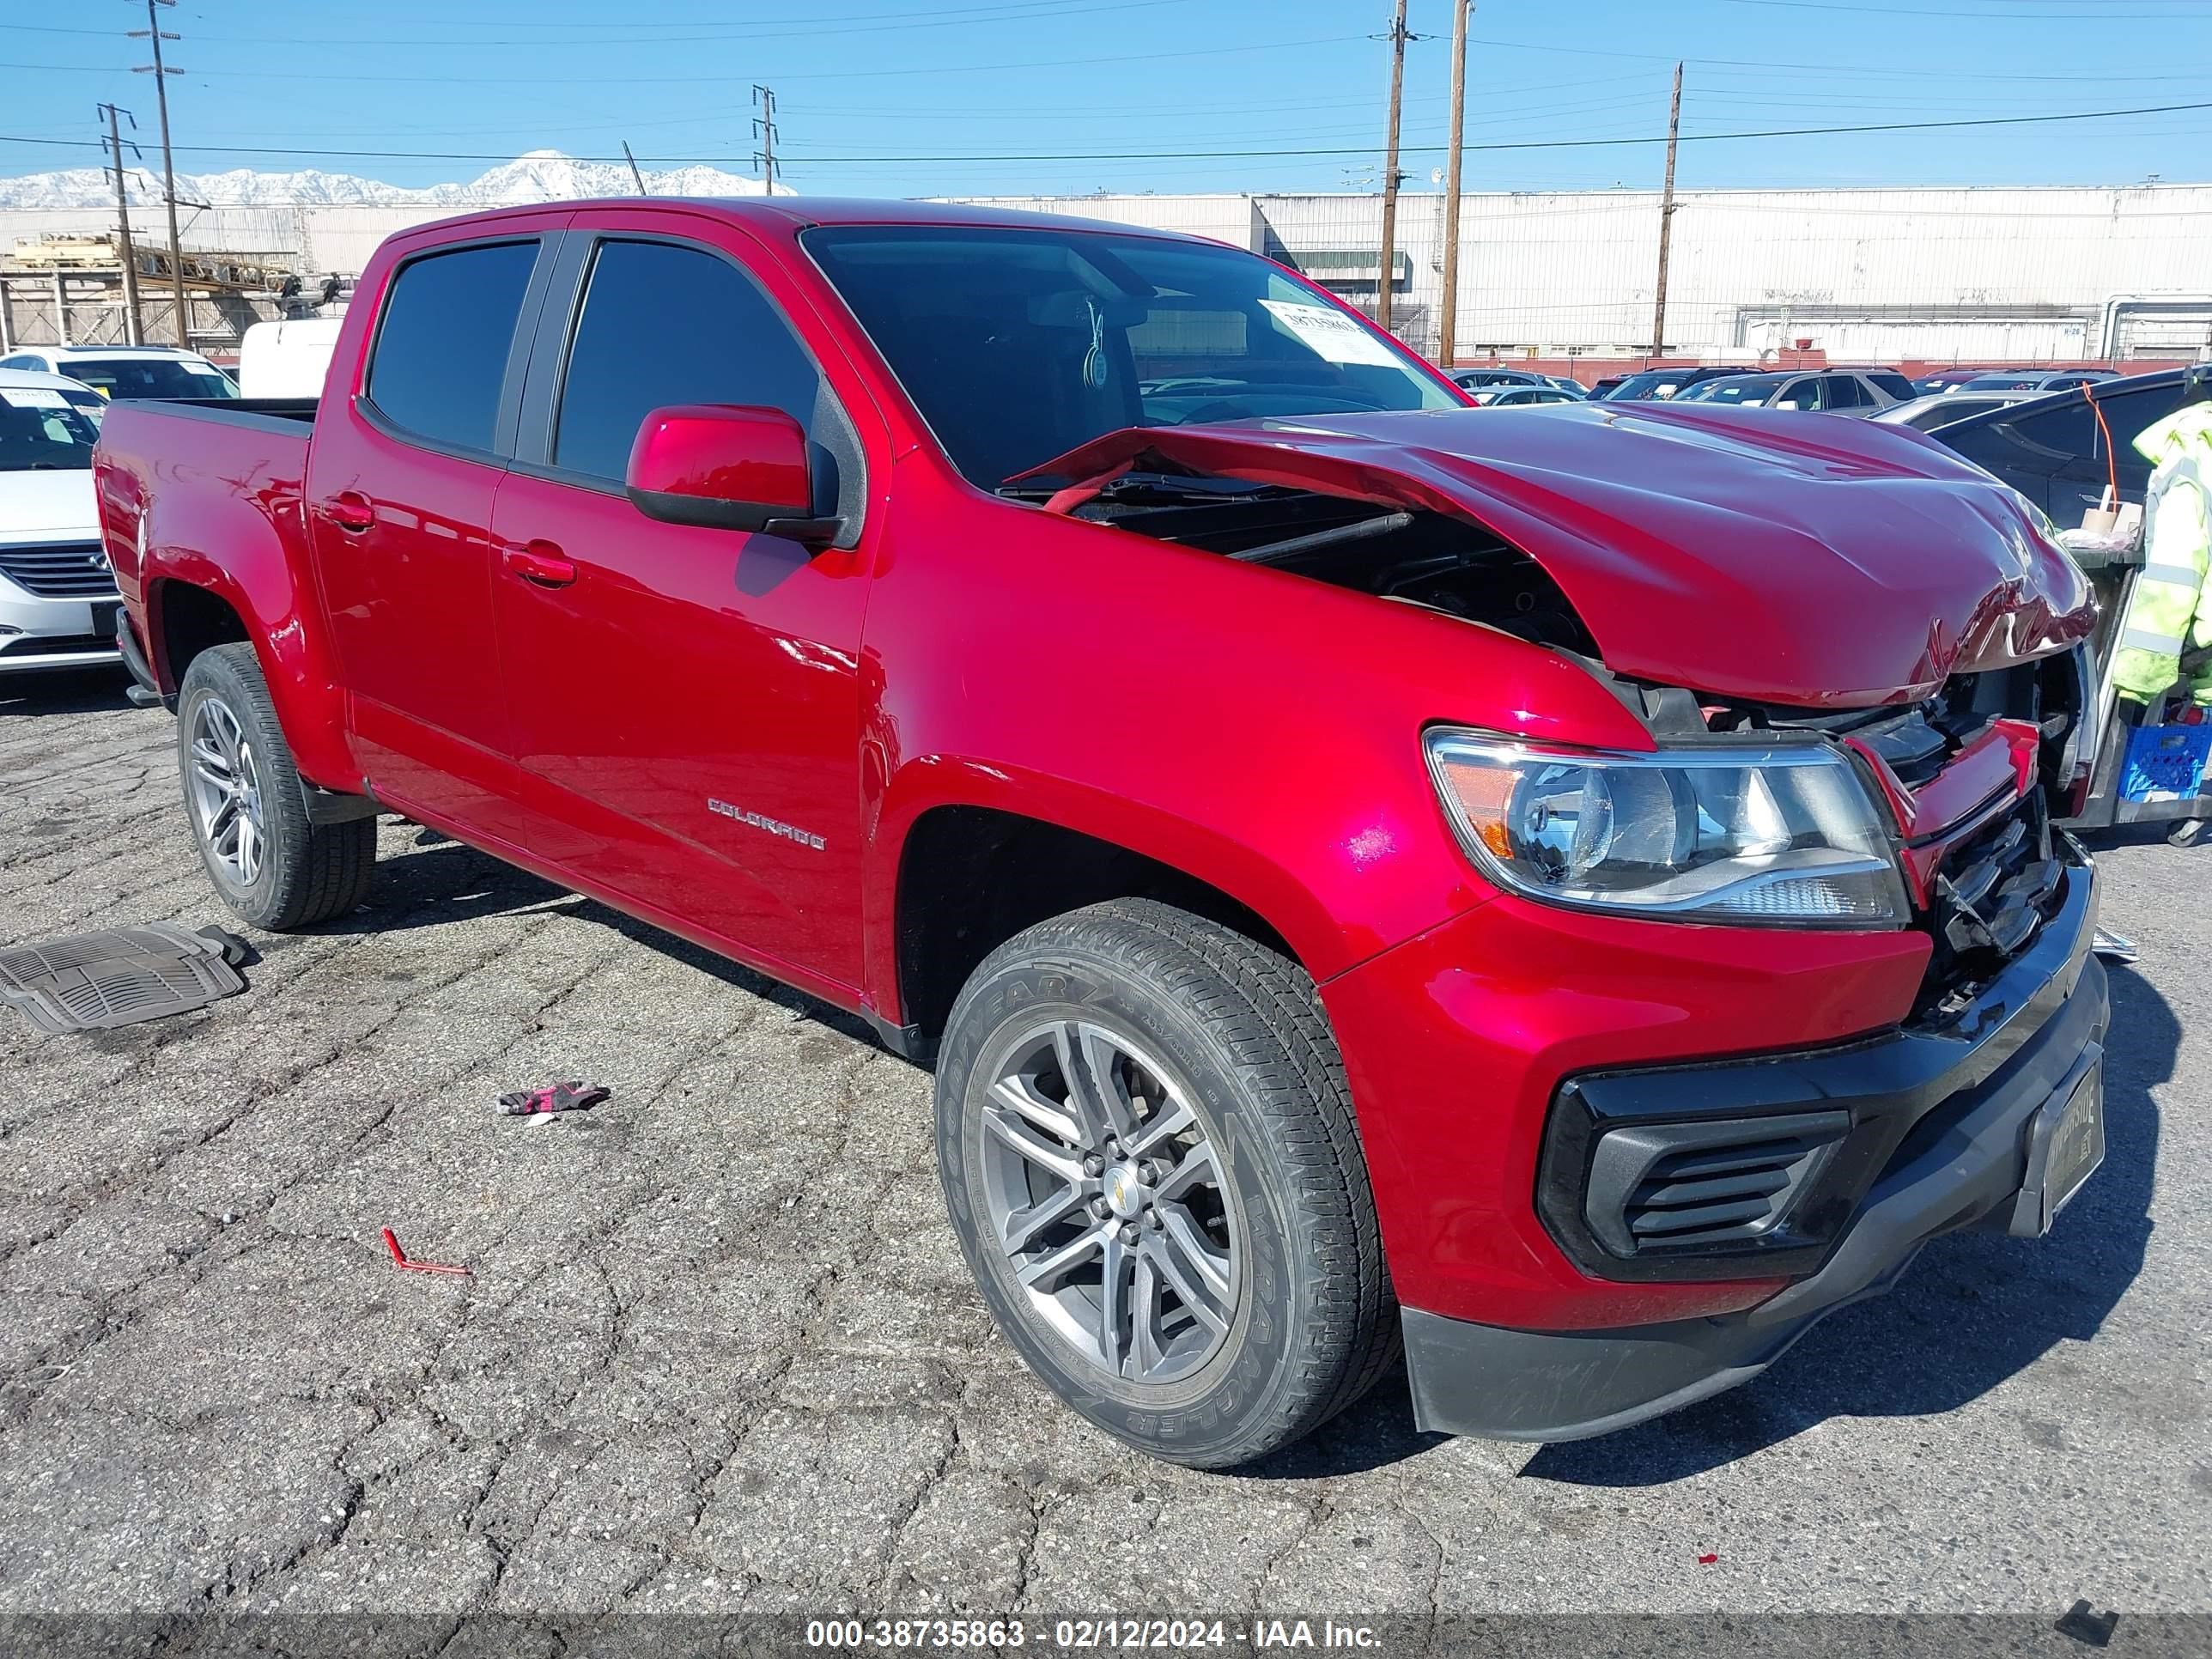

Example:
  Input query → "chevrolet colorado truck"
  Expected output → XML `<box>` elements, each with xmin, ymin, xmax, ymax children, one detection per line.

<box><xmin>94</xmin><ymin>199</ymin><xmax>2110</xmax><ymax>1468</ymax></box>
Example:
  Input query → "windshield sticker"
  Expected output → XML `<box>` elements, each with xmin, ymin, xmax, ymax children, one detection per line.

<box><xmin>0</xmin><ymin>388</ymin><xmax>68</xmax><ymax>409</ymax></box>
<box><xmin>1259</xmin><ymin>301</ymin><xmax>1403</xmax><ymax>368</ymax></box>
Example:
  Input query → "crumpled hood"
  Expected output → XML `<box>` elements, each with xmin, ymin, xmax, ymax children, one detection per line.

<box><xmin>1030</xmin><ymin>403</ymin><xmax>2097</xmax><ymax>706</ymax></box>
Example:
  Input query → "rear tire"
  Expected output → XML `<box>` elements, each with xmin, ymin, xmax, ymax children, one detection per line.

<box><xmin>176</xmin><ymin>643</ymin><xmax>374</xmax><ymax>930</ymax></box>
<box><xmin>935</xmin><ymin>898</ymin><xmax>1398</xmax><ymax>1469</ymax></box>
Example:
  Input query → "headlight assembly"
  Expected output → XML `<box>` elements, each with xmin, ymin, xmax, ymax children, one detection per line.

<box><xmin>1424</xmin><ymin>730</ymin><xmax>1908</xmax><ymax>927</ymax></box>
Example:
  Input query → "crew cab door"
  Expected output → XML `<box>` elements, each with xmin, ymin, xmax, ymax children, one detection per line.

<box><xmin>488</xmin><ymin>215</ymin><xmax>878</xmax><ymax>994</ymax></box>
<box><xmin>305</xmin><ymin>217</ymin><xmax>568</xmax><ymax>839</ymax></box>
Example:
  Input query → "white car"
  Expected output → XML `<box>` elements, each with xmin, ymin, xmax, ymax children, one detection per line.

<box><xmin>0</xmin><ymin>343</ymin><xmax>237</xmax><ymax>403</ymax></box>
<box><xmin>0</xmin><ymin>368</ymin><xmax>122</xmax><ymax>673</ymax></box>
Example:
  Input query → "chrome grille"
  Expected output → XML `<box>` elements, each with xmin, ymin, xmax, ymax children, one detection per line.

<box><xmin>0</xmin><ymin>540</ymin><xmax>116</xmax><ymax>599</ymax></box>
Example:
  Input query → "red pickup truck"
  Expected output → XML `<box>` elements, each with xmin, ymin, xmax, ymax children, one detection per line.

<box><xmin>94</xmin><ymin>198</ymin><xmax>2110</xmax><ymax>1468</ymax></box>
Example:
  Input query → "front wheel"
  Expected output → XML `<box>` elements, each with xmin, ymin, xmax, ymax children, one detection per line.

<box><xmin>935</xmin><ymin>899</ymin><xmax>1398</xmax><ymax>1468</ymax></box>
<box><xmin>176</xmin><ymin>643</ymin><xmax>375</xmax><ymax>930</ymax></box>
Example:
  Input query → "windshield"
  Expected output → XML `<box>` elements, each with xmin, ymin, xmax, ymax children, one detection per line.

<box><xmin>1680</xmin><ymin>374</ymin><xmax>1787</xmax><ymax>405</ymax></box>
<box><xmin>0</xmin><ymin>389</ymin><xmax>101</xmax><ymax>470</ymax></box>
<box><xmin>63</xmin><ymin>357</ymin><xmax>238</xmax><ymax>401</ymax></box>
<box><xmin>805</xmin><ymin>225</ymin><xmax>1455</xmax><ymax>487</ymax></box>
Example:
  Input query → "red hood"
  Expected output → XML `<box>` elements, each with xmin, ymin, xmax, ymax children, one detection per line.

<box><xmin>1029</xmin><ymin>404</ymin><xmax>2096</xmax><ymax>706</ymax></box>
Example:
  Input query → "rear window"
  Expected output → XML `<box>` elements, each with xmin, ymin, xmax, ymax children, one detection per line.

<box><xmin>1867</xmin><ymin>371</ymin><xmax>1915</xmax><ymax>400</ymax></box>
<box><xmin>367</xmin><ymin>240</ymin><xmax>540</xmax><ymax>454</ymax></box>
<box><xmin>0</xmin><ymin>388</ymin><xmax>101</xmax><ymax>471</ymax></box>
<box><xmin>62</xmin><ymin>356</ymin><xmax>236</xmax><ymax>401</ymax></box>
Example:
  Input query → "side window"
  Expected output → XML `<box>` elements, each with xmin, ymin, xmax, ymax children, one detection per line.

<box><xmin>1775</xmin><ymin>379</ymin><xmax>1818</xmax><ymax>410</ymax></box>
<box><xmin>554</xmin><ymin>239</ymin><xmax>822</xmax><ymax>484</ymax></box>
<box><xmin>1822</xmin><ymin>376</ymin><xmax>1864</xmax><ymax>409</ymax></box>
<box><xmin>366</xmin><ymin>240</ymin><xmax>539</xmax><ymax>454</ymax></box>
<box><xmin>1868</xmin><ymin>371</ymin><xmax>1916</xmax><ymax>401</ymax></box>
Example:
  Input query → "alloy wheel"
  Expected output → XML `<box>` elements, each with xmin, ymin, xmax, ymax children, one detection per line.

<box><xmin>186</xmin><ymin>694</ymin><xmax>266</xmax><ymax>888</ymax></box>
<box><xmin>979</xmin><ymin>1019</ymin><xmax>1240</xmax><ymax>1386</ymax></box>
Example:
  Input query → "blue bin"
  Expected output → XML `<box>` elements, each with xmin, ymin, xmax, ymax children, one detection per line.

<box><xmin>2118</xmin><ymin>722</ymin><xmax>2212</xmax><ymax>802</ymax></box>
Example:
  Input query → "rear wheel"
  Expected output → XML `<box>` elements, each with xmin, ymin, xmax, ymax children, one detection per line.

<box><xmin>176</xmin><ymin>643</ymin><xmax>374</xmax><ymax>930</ymax></box>
<box><xmin>935</xmin><ymin>899</ymin><xmax>1397</xmax><ymax>1468</ymax></box>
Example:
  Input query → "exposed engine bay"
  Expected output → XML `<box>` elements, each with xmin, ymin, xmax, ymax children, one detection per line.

<box><xmin>1013</xmin><ymin>469</ymin><xmax>1599</xmax><ymax>656</ymax></box>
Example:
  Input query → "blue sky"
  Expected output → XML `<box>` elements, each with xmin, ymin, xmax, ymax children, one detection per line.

<box><xmin>3</xmin><ymin>0</ymin><xmax>2209</xmax><ymax>198</ymax></box>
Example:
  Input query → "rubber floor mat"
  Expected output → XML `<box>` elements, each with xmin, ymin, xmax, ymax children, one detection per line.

<box><xmin>0</xmin><ymin>922</ymin><xmax>249</xmax><ymax>1034</ymax></box>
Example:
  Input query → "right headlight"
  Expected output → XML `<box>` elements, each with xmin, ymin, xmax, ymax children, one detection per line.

<box><xmin>1424</xmin><ymin>730</ymin><xmax>1909</xmax><ymax>927</ymax></box>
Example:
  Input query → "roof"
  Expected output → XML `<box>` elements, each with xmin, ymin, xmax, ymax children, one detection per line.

<box><xmin>33</xmin><ymin>344</ymin><xmax>212</xmax><ymax>361</ymax></box>
<box><xmin>0</xmin><ymin>365</ymin><xmax>98</xmax><ymax>389</ymax></box>
<box><xmin>388</xmin><ymin>195</ymin><xmax>1221</xmax><ymax>245</ymax></box>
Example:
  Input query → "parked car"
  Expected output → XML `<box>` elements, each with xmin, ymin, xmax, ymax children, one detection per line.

<box><xmin>0</xmin><ymin>344</ymin><xmax>237</xmax><ymax>402</ymax></box>
<box><xmin>1871</xmin><ymin>391</ymin><xmax>2033</xmax><ymax>433</ymax></box>
<box><xmin>1588</xmin><ymin>366</ymin><xmax>1745</xmax><ymax>402</ymax></box>
<box><xmin>96</xmin><ymin>198</ymin><xmax>2109</xmax><ymax>1468</ymax></box>
<box><xmin>1934</xmin><ymin>368</ymin><xmax>2202</xmax><ymax>521</ymax></box>
<box><xmin>1959</xmin><ymin>369</ymin><xmax>2120</xmax><ymax>395</ymax></box>
<box><xmin>1474</xmin><ymin>385</ymin><xmax>1581</xmax><ymax>406</ymax></box>
<box><xmin>1586</xmin><ymin>374</ymin><xmax>1629</xmax><ymax>399</ymax></box>
<box><xmin>1674</xmin><ymin>369</ymin><xmax>1907</xmax><ymax>416</ymax></box>
<box><xmin>0</xmin><ymin>368</ymin><xmax>121</xmax><ymax>673</ymax></box>
<box><xmin>1911</xmin><ymin>367</ymin><xmax>1998</xmax><ymax>396</ymax></box>
<box><xmin>1449</xmin><ymin>368</ymin><xmax>1551</xmax><ymax>392</ymax></box>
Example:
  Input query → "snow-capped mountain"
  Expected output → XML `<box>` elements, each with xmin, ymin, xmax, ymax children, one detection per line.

<box><xmin>0</xmin><ymin>150</ymin><xmax>783</xmax><ymax>210</ymax></box>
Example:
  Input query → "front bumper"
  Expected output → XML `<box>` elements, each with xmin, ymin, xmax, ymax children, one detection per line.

<box><xmin>0</xmin><ymin>575</ymin><xmax>121</xmax><ymax>673</ymax></box>
<box><xmin>1398</xmin><ymin>858</ymin><xmax>2106</xmax><ymax>1442</ymax></box>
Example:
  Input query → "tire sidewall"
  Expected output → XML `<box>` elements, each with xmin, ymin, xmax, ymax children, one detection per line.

<box><xmin>937</xmin><ymin>947</ymin><xmax>1305</xmax><ymax>1466</ymax></box>
<box><xmin>176</xmin><ymin>649</ymin><xmax>298</xmax><ymax>928</ymax></box>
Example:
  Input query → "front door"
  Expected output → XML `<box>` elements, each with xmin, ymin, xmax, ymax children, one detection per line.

<box><xmin>489</xmin><ymin>224</ymin><xmax>877</xmax><ymax>994</ymax></box>
<box><xmin>307</xmin><ymin>223</ymin><xmax>564</xmax><ymax>840</ymax></box>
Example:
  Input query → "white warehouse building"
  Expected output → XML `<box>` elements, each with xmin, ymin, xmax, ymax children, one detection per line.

<box><xmin>3</xmin><ymin>180</ymin><xmax>2207</xmax><ymax>366</ymax></box>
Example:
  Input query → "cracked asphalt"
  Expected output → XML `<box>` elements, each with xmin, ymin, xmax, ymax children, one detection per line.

<box><xmin>0</xmin><ymin>667</ymin><xmax>2206</xmax><ymax>1646</ymax></box>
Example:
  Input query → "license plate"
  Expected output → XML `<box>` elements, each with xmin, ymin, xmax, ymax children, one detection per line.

<box><xmin>2043</xmin><ymin>1064</ymin><xmax>2106</xmax><ymax>1224</ymax></box>
<box><xmin>2011</xmin><ymin>1057</ymin><xmax>2106</xmax><ymax>1237</ymax></box>
<box><xmin>90</xmin><ymin>601</ymin><xmax>120</xmax><ymax>646</ymax></box>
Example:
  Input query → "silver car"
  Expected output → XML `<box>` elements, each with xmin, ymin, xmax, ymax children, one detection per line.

<box><xmin>1674</xmin><ymin>369</ymin><xmax>1912</xmax><ymax>416</ymax></box>
<box><xmin>0</xmin><ymin>368</ymin><xmax>121</xmax><ymax>674</ymax></box>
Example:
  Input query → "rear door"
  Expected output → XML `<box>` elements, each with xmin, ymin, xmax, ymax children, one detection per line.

<box><xmin>305</xmin><ymin>217</ymin><xmax>568</xmax><ymax>840</ymax></box>
<box><xmin>487</xmin><ymin>211</ymin><xmax>881</xmax><ymax>994</ymax></box>
<box><xmin>1938</xmin><ymin>377</ymin><xmax>2191</xmax><ymax>516</ymax></box>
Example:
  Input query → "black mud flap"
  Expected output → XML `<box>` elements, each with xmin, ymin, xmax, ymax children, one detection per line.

<box><xmin>0</xmin><ymin>923</ymin><xmax>250</xmax><ymax>1035</ymax></box>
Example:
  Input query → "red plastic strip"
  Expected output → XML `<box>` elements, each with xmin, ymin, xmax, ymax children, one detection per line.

<box><xmin>380</xmin><ymin>1226</ymin><xmax>471</xmax><ymax>1277</ymax></box>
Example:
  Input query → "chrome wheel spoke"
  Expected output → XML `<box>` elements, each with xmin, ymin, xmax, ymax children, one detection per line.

<box><xmin>1054</xmin><ymin>1021</ymin><xmax>1139</xmax><ymax>1147</ymax></box>
<box><xmin>1097</xmin><ymin>1232</ymin><xmax>1135</xmax><ymax>1374</ymax></box>
<box><xmin>1145</xmin><ymin>1219</ymin><xmax>1231</xmax><ymax>1335</ymax></box>
<box><xmin>983</xmin><ymin>1103</ymin><xmax>1086</xmax><ymax>1186</ymax></box>
<box><xmin>1152</xmin><ymin>1138</ymin><xmax>1219</xmax><ymax>1203</ymax></box>
<box><xmin>989</xmin><ymin>1074</ymin><xmax>1084</xmax><ymax>1150</ymax></box>
<box><xmin>1131</xmin><ymin>1254</ymin><xmax>1170</xmax><ymax>1375</ymax></box>
<box><xmin>1122</xmin><ymin>1098</ymin><xmax>1196</xmax><ymax>1158</ymax></box>
<box><xmin>1001</xmin><ymin>1183</ymin><xmax>1085</xmax><ymax>1254</ymax></box>
<box><xmin>235</xmin><ymin>811</ymin><xmax>260</xmax><ymax>884</ymax></box>
<box><xmin>1158</xmin><ymin>1204</ymin><xmax>1234</xmax><ymax>1304</ymax></box>
<box><xmin>1016</xmin><ymin>1222</ymin><xmax>1109</xmax><ymax>1291</ymax></box>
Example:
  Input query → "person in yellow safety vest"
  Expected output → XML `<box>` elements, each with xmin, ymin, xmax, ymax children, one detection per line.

<box><xmin>2112</xmin><ymin>400</ymin><xmax>2212</xmax><ymax>714</ymax></box>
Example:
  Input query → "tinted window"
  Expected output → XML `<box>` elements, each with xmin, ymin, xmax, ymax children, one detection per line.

<box><xmin>1868</xmin><ymin>371</ymin><xmax>1915</xmax><ymax>400</ymax></box>
<box><xmin>0</xmin><ymin>390</ymin><xmax>101</xmax><ymax>471</ymax></box>
<box><xmin>806</xmin><ymin>225</ymin><xmax>1452</xmax><ymax>487</ymax></box>
<box><xmin>63</xmin><ymin>357</ymin><xmax>236</xmax><ymax>400</ymax></box>
<box><xmin>1821</xmin><ymin>376</ymin><xmax>1865</xmax><ymax>408</ymax></box>
<box><xmin>553</xmin><ymin>239</ymin><xmax>822</xmax><ymax>484</ymax></box>
<box><xmin>368</xmin><ymin>240</ymin><xmax>538</xmax><ymax>453</ymax></box>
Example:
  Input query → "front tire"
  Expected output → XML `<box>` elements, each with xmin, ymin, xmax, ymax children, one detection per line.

<box><xmin>176</xmin><ymin>643</ymin><xmax>374</xmax><ymax>930</ymax></box>
<box><xmin>935</xmin><ymin>899</ymin><xmax>1398</xmax><ymax>1468</ymax></box>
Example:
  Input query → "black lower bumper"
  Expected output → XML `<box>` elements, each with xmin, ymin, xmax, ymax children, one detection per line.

<box><xmin>1404</xmin><ymin>860</ymin><xmax>2110</xmax><ymax>1443</ymax></box>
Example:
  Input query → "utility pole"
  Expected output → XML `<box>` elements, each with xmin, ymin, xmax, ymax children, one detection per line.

<box><xmin>621</xmin><ymin>141</ymin><xmax>649</xmax><ymax>195</ymax></box>
<box><xmin>1375</xmin><ymin>0</ymin><xmax>1412</xmax><ymax>335</ymax></box>
<box><xmin>1651</xmin><ymin>60</ymin><xmax>1684</xmax><ymax>361</ymax></box>
<box><xmin>99</xmin><ymin>103</ymin><xmax>143</xmax><ymax>345</ymax></box>
<box><xmin>751</xmin><ymin>85</ymin><xmax>778</xmax><ymax>193</ymax></box>
<box><xmin>1436</xmin><ymin>0</ymin><xmax>1471</xmax><ymax>368</ymax></box>
<box><xmin>128</xmin><ymin>0</ymin><xmax>190</xmax><ymax>349</ymax></box>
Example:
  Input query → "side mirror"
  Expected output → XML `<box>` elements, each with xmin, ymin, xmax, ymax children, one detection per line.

<box><xmin>624</xmin><ymin>404</ymin><xmax>834</xmax><ymax>542</ymax></box>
